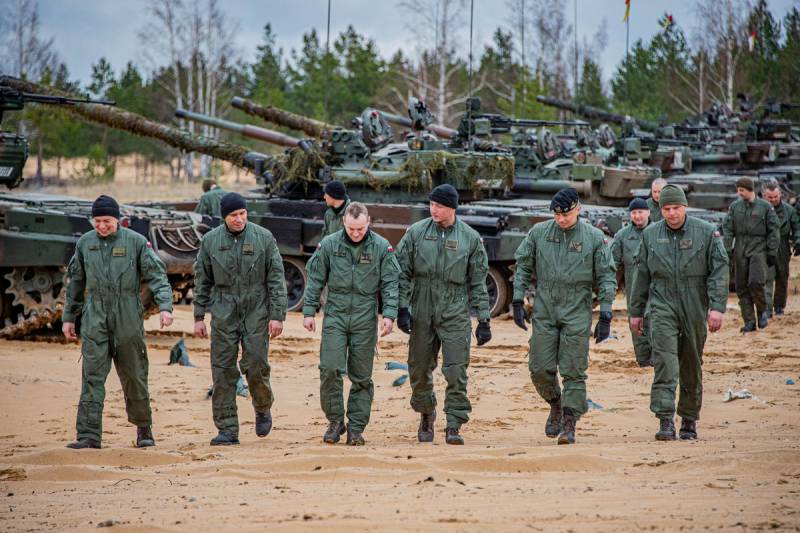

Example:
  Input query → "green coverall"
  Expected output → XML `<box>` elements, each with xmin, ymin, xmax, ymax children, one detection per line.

<box><xmin>765</xmin><ymin>200</ymin><xmax>800</xmax><ymax>314</ymax></box>
<box><xmin>64</xmin><ymin>227</ymin><xmax>173</xmax><ymax>443</ymax></box>
<box><xmin>647</xmin><ymin>197</ymin><xmax>662</xmax><ymax>223</ymax></box>
<box><xmin>302</xmin><ymin>230</ymin><xmax>400</xmax><ymax>432</ymax></box>
<box><xmin>722</xmin><ymin>197</ymin><xmax>779</xmax><ymax>324</ymax></box>
<box><xmin>513</xmin><ymin>219</ymin><xmax>616</xmax><ymax>418</ymax></box>
<box><xmin>611</xmin><ymin>222</ymin><xmax>652</xmax><ymax>365</ymax></box>
<box><xmin>629</xmin><ymin>216</ymin><xmax>729</xmax><ymax>421</ymax></box>
<box><xmin>323</xmin><ymin>197</ymin><xmax>351</xmax><ymax>237</ymax></box>
<box><xmin>194</xmin><ymin>187</ymin><xmax>227</xmax><ymax>218</ymax></box>
<box><xmin>193</xmin><ymin>222</ymin><xmax>287</xmax><ymax>437</ymax></box>
<box><xmin>397</xmin><ymin>217</ymin><xmax>490</xmax><ymax>429</ymax></box>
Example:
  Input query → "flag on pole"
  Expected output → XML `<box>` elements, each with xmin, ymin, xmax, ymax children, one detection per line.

<box><xmin>748</xmin><ymin>30</ymin><xmax>756</xmax><ymax>52</ymax></box>
<box><xmin>660</xmin><ymin>13</ymin><xmax>674</xmax><ymax>30</ymax></box>
<box><xmin>623</xmin><ymin>0</ymin><xmax>631</xmax><ymax>22</ymax></box>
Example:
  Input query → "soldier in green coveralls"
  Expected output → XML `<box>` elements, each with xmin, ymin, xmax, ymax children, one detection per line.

<box><xmin>195</xmin><ymin>179</ymin><xmax>227</xmax><ymax>218</ymax></box>
<box><xmin>512</xmin><ymin>188</ymin><xmax>616</xmax><ymax>445</ymax></box>
<box><xmin>761</xmin><ymin>180</ymin><xmax>800</xmax><ymax>316</ymax></box>
<box><xmin>322</xmin><ymin>180</ymin><xmax>351</xmax><ymax>237</ymax></box>
<box><xmin>396</xmin><ymin>184</ymin><xmax>492</xmax><ymax>445</ymax></box>
<box><xmin>646</xmin><ymin>178</ymin><xmax>667</xmax><ymax>223</ymax></box>
<box><xmin>630</xmin><ymin>185</ymin><xmax>729</xmax><ymax>441</ymax></box>
<box><xmin>63</xmin><ymin>195</ymin><xmax>174</xmax><ymax>449</ymax></box>
<box><xmin>193</xmin><ymin>192</ymin><xmax>287</xmax><ymax>446</ymax></box>
<box><xmin>302</xmin><ymin>202</ymin><xmax>400</xmax><ymax>446</ymax></box>
<box><xmin>611</xmin><ymin>197</ymin><xmax>652</xmax><ymax>367</ymax></box>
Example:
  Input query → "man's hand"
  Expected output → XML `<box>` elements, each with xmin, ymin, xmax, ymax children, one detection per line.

<box><xmin>303</xmin><ymin>316</ymin><xmax>316</xmax><ymax>333</ymax></box>
<box><xmin>766</xmin><ymin>255</ymin><xmax>776</xmax><ymax>268</ymax></box>
<box><xmin>630</xmin><ymin>317</ymin><xmax>644</xmax><ymax>336</ymax></box>
<box><xmin>62</xmin><ymin>321</ymin><xmax>77</xmax><ymax>340</ymax></box>
<box><xmin>397</xmin><ymin>308</ymin><xmax>412</xmax><ymax>334</ymax></box>
<box><xmin>594</xmin><ymin>311</ymin><xmax>612</xmax><ymax>343</ymax></box>
<box><xmin>380</xmin><ymin>318</ymin><xmax>394</xmax><ymax>337</ymax></box>
<box><xmin>707</xmin><ymin>310</ymin><xmax>724</xmax><ymax>332</ymax></box>
<box><xmin>512</xmin><ymin>300</ymin><xmax>528</xmax><ymax>331</ymax></box>
<box><xmin>269</xmin><ymin>320</ymin><xmax>283</xmax><ymax>339</ymax></box>
<box><xmin>475</xmin><ymin>319</ymin><xmax>491</xmax><ymax>346</ymax></box>
<box><xmin>194</xmin><ymin>320</ymin><xmax>208</xmax><ymax>338</ymax></box>
<box><xmin>160</xmin><ymin>311</ymin><xmax>173</xmax><ymax>328</ymax></box>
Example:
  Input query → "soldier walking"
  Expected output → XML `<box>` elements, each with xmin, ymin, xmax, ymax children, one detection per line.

<box><xmin>322</xmin><ymin>180</ymin><xmax>351</xmax><ymax>237</ymax></box>
<box><xmin>761</xmin><ymin>180</ymin><xmax>800</xmax><ymax>316</ymax></box>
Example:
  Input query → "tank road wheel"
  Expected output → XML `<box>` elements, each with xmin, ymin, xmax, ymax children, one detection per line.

<box><xmin>486</xmin><ymin>266</ymin><xmax>510</xmax><ymax>318</ymax></box>
<box><xmin>283</xmin><ymin>257</ymin><xmax>307</xmax><ymax>313</ymax></box>
<box><xmin>4</xmin><ymin>266</ymin><xmax>66</xmax><ymax>316</ymax></box>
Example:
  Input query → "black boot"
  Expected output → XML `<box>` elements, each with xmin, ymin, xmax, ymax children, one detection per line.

<box><xmin>346</xmin><ymin>428</ymin><xmax>365</xmax><ymax>446</ymax></box>
<box><xmin>545</xmin><ymin>397</ymin><xmax>562</xmax><ymax>438</ymax></box>
<box><xmin>418</xmin><ymin>411</ymin><xmax>436</xmax><ymax>443</ymax></box>
<box><xmin>637</xmin><ymin>358</ymin><xmax>653</xmax><ymax>368</ymax></box>
<box><xmin>655</xmin><ymin>418</ymin><xmax>677</xmax><ymax>441</ymax></box>
<box><xmin>679</xmin><ymin>418</ymin><xmax>697</xmax><ymax>440</ymax></box>
<box><xmin>66</xmin><ymin>438</ymin><xmax>101</xmax><ymax>449</ymax></box>
<box><xmin>740</xmin><ymin>322</ymin><xmax>757</xmax><ymax>333</ymax></box>
<box><xmin>255</xmin><ymin>410</ymin><xmax>272</xmax><ymax>437</ymax></box>
<box><xmin>758</xmin><ymin>312</ymin><xmax>769</xmax><ymax>329</ymax></box>
<box><xmin>775</xmin><ymin>307</ymin><xmax>784</xmax><ymax>316</ymax></box>
<box><xmin>210</xmin><ymin>431</ymin><xmax>239</xmax><ymax>446</ymax></box>
<box><xmin>323</xmin><ymin>420</ymin><xmax>346</xmax><ymax>444</ymax></box>
<box><xmin>557</xmin><ymin>408</ymin><xmax>576</xmax><ymax>445</ymax></box>
<box><xmin>445</xmin><ymin>427</ymin><xmax>464</xmax><ymax>445</ymax></box>
<box><xmin>136</xmin><ymin>426</ymin><xmax>155</xmax><ymax>448</ymax></box>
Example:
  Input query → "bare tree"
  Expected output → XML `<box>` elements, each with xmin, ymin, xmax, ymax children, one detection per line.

<box><xmin>0</xmin><ymin>0</ymin><xmax>57</xmax><ymax>79</ymax></box>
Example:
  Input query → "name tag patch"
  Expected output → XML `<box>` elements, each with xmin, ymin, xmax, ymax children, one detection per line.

<box><xmin>424</xmin><ymin>235</ymin><xmax>438</xmax><ymax>241</ymax></box>
<box><xmin>546</xmin><ymin>236</ymin><xmax>560</xmax><ymax>243</ymax></box>
<box><xmin>242</xmin><ymin>243</ymin><xmax>254</xmax><ymax>255</ymax></box>
<box><xmin>568</xmin><ymin>240</ymin><xmax>583</xmax><ymax>253</ymax></box>
<box><xmin>445</xmin><ymin>239</ymin><xmax>458</xmax><ymax>250</ymax></box>
<box><xmin>112</xmin><ymin>247</ymin><xmax>126</xmax><ymax>257</ymax></box>
<box><xmin>679</xmin><ymin>239</ymin><xmax>693</xmax><ymax>249</ymax></box>
<box><xmin>359</xmin><ymin>253</ymin><xmax>372</xmax><ymax>264</ymax></box>
<box><xmin>657</xmin><ymin>238</ymin><xmax>669</xmax><ymax>244</ymax></box>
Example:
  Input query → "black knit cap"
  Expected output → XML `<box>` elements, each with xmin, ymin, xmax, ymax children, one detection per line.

<box><xmin>324</xmin><ymin>180</ymin><xmax>347</xmax><ymax>200</ymax></box>
<box><xmin>428</xmin><ymin>184</ymin><xmax>459</xmax><ymax>209</ymax></box>
<box><xmin>220</xmin><ymin>192</ymin><xmax>247</xmax><ymax>219</ymax></box>
<box><xmin>628</xmin><ymin>197</ymin><xmax>649</xmax><ymax>211</ymax></box>
<box><xmin>550</xmin><ymin>187</ymin><xmax>580</xmax><ymax>213</ymax></box>
<box><xmin>91</xmin><ymin>195</ymin><xmax>120</xmax><ymax>219</ymax></box>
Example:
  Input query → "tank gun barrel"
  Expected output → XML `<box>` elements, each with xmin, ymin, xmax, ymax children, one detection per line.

<box><xmin>175</xmin><ymin>108</ymin><xmax>303</xmax><ymax>148</ymax></box>
<box><xmin>536</xmin><ymin>94</ymin><xmax>659</xmax><ymax>132</ymax></box>
<box><xmin>231</xmin><ymin>96</ymin><xmax>335</xmax><ymax>138</ymax></box>
<box><xmin>377</xmin><ymin>109</ymin><xmax>457</xmax><ymax>138</ymax></box>
<box><xmin>1</xmin><ymin>78</ymin><xmax>115</xmax><ymax>123</ymax></box>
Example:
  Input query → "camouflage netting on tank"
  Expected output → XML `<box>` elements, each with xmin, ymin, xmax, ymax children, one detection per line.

<box><xmin>269</xmin><ymin>144</ymin><xmax>329</xmax><ymax>191</ymax></box>
<box><xmin>235</xmin><ymin>97</ymin><xmax>335</xmax><ymax>138</ymax></box>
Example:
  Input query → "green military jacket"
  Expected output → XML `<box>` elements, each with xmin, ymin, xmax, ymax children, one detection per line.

<box><xmin>611</xmin><ymin>222</ymin><xmax>648</xmax><ymax>297</ymax></box>
<box><xmin>193</xmin><ymin>222</ymin><xmax>287</xmax><ymax>323</ymax></box>
<box><xmin>773</xmin><ymin>200</ymin><xmax>800</xmax><ymax>254</ymax></box>
<box><xmin>647</xmin><ymin>197</ymin><xmax>662</xmax><ymax>223</ymax></box>
<box><xmin>397</xmin><ymin>217</ymin><xmax>491</xmax><ymax>321</ymax></box>
<box><xmin>302</xmin><ymin>229</ymin><xmax>400</xmax><ymax>319</ymax></box>
<box><xmin>513</xmin><ymin>219</ymin><xmax>617</xmax><ymax>313</ymax></box>
<box><xmin>63</xmin><ymin>227</ymin><xmax>173</xmax><ymax>327</ymax></box>
<box><xmin>323</xmin><ymin>197</ymin><xmax>351</xmax><ymax>237</ymax></box>
<box><xmin>195</xmin><ymin>187</ymin><xmax>227</xmax><ymax>218</ymax></box>
<box><xmin>722</xmin><ymin>197</ymin><xmax>779</xmax><ymax>258</ymax></box>
<box><xmin>629</xmin><ymin>216</ymin><xmax>729</xmax><ymax>318</ymax></box>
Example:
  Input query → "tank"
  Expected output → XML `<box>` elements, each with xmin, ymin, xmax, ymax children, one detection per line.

<box><xmin>230</xmin><ymin>96</ymin><xmax>336</xmax><ymax>138</ymax></box>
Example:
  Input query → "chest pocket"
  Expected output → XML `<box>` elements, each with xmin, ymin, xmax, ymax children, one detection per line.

<box><xmin>412</xmin><ymin>235</ymin><xmax>439</xmax><ymax>278</ymax></box>
<box><xmin>111</xmin><ymin>252</ymin><xmax>137</xmax><ymax>290</ymax></box>
<box><xmin>328</xmin><ymin>250</ymin><xmax>355</xmax><ymax>291</ymax></box>
<box><xmin>647</xmin><ymin>241</ymin><xmax>673</xmax><ymax>278</ymax></box>
<box><xmin>681</xmin><ymin>239</ymin><xmax>707</xmax><ymax>276</ymax></box>
<box><xmin>241</xmin><ymin>243</ymin><xmax>265</xmax><ymax>285</ymax></box>
<box><xmin>354</xmin><ymin>251</ymin><xmax>381</xmax><ymax>294</ymax></box>
<box><xmin>211</xmin><ymin>245</ymin><xmax>235</xmax><ymax>286</ymax></box>
<box><xmin>444</xmin><ymin>240</ymin><xmax>469</xmax><ymax>284</ymax></box>
<box><xmin>623</xmin><ymin>236</ymin><xmax>641</xmax><ymax>270</ymax></box>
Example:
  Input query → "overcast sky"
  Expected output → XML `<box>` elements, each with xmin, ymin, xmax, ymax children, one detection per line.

<box><xmin>34</xmin><ymin>0</ymin><xmax>798</xmax><ymax>87</ymax></box>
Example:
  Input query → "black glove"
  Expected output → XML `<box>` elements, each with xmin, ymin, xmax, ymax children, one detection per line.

<box><xmin>397</xmin><ymin>307</ymin><xmax>413</xmax><ymax>334</ymax></box>
<box><xmin>594</xmin><ymin>311</ymin><xmax>612</xmax><ymax>343</ymax></box>
<box><xmin>766</xmin><ymin>255</ymin><xmax>776</xmax><ymax>268</ymax></box>
<box><xmin>512</xmin><ymin>300</ymin><xmax>528</xmax><ymax>331</ymax></box>
<box><xmin>475</xmin><ymin>320</ymin><xmax>491</xmax><ymax>346</ymax></box>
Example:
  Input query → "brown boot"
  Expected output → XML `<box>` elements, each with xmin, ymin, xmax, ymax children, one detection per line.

<box><xmin>136</xmin><ymin>426</ymin><xmax>155</xmax><ymax>448</ymax></box>
<box><xmin>679</xmin><ymin>418</ymin><xmax>697</xmax><ymax>440</ymax></box>
<box><xmin>557</xmin><ymin>408</ymin><xmax>576</xmax><ymax>445</ymax></box>
<box><xmin>545</xmin><ymin>397</ymin><xmax>562</xmax><ymax>438</ymax></box>
<box><xmin>655</xmin><ymin>418</ymin><xmax>677</xmax><ymax>441</ymax></box>
<box><xmin>323</xmin><ymin>420</ymin><xmax>346</xmax><ymax>444</ymax></box>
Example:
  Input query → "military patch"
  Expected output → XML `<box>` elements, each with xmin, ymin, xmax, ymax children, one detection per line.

<box><xmin>88</xmin><ymin>245</ymin><xmax>99</xmax><ymax>251</ymax></box>
<box><xmin>546</xmin><ymin>236</ymin><xmax>560</xmax><ymax>243</ymax></box>
<box><xmin>445</xmin><ymin>239</ymin><xmax>458</xmax><ymax>250</ymax></box>
<box><xmin>568</xmin><ymin>240</ymin><xmax>583</xmax><ymax>253</ymax></box>
<box><xmin>333</xmin><ymin>251</ymin><xmax>347</xmax><ymax>257</ymax></box>
<box><xmin>713</xmin><ymin>231</ymin><xmax>721</xmax><ymax>238</ymax></box>
<box><xmin>112</xmin><ymin>247</ymin><xmax>126</xmax><ymax>257</ymax></box>
<box><xmin>387</xmin><ymin>246</ymin><xmax>394</xmax><ymax>252</ymax></box>
<box><xmin>424</xmin><ymin>235</ymin><xmax>438</xmax><ymax>240</ymax></box>
<box><xmin>359</xmin><ymin>253</ymin><xmax>373</xmax><ymax>264</ymax></box>
<box><xmin>679</xmin><ymin>239</ymin><xmax>693</xmax><ymax>249</ymax></box>
<box><xmin>219</xmin><ymin>245</ymin><xmax>231</xmax><ymax>251</ymax></box>
<box><xmin>242</xmin><ymin>243</ymin><xmax>255</xmax><ymax>255</ymax></box>
<box><xmin>317</xmin><ymin>243</ymin><xmax>322</xmax><ymax>249</ymax></box>
<box><xmin>146</xmin><ymin>242</ymin><xmax>153</xmax><ymax>248</ymax></box>
<box><xmin>656</xmin><ymin>238</ymin><xmax>669</xmax><ymax>244</ymax></box>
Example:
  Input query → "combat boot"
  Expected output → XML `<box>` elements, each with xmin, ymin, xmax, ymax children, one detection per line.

<box><xmin>418</xmin><ymin>411</ymin><xmax>436</xmax><ymax>443</ymax></box>
<box><xmin>346</xmin><ymin>428</ymin><xmax>365</xmax><ymax>446</ymax></box>
<box><xmin>210</xmin><ymin>432</ymin><xmax>240</xmax><ymax>446</ymax></box>
<box><xmin>255</xmin><ymin>410</ymin><xmax>272</xmax><ymax>437</ymax></box>
<box><xmin>740</xmin><ymin>322</ymin><xmax>756</xmax><ymax>332</ymax></box>
<box><xmin>136</xmin><ymin>426</ymin><xmax>155</xmax><ymax>448</ymax></box>
<box><xmin>445</xmin><ymin>427</ymin><xmax>464</xmax><ymax>445</ymax></box>
<box><xmin>758</xmin><ymin>312</ymin><xmax>769</xmax><ymax>329</ymax></box>
<box><xmin>679</xmin><ymin>418</ymin><xmax>697</xmax><ymax>440</ymax></box>
<box><xmin>545</xmin><ymin>396</ymin><xmax>562</xmax><ymax>438</ymax></box>
<box><xmin>655</xmin><ymin>418</ymin><xmax>677</xmax><ymax>441</ymax></box>
<box><xmin>323</xmin><ymin>420</ymin><xmax>346</xmax><ymax>444</ymax></box>
<box><xmin>775</xmin><ymin>307</ymin><xmax>784</xmax><ymax>316</ymax></box>
<box><xmin>66</xmin><ymin>438</ymin><xmax>101</xmax><ymax>449</ymax></box>
<box><xmin>557</xmin><ymin>408</ymin><xmax>576</xmax><ymax>445</ymax></box>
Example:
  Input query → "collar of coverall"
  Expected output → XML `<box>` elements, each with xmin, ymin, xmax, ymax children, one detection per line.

<box><xmin>224</xmin><ymin>221</ymin><xmax>247</xmax><ymax>237</ymax></box>
<box><xmin>98</xmin><ymin>228</ymin><xmax>119</xmax><ymax>241</ymax></box>
<box><xmin>435</xmin><ymin>216</ymin><xmax>457</xmax><ymax>231</ymax></box>
<box><xmin>332</xmin><ymin>196</ymin><xmax>350</xmax><ymax>214</ymax></box>
<box><xmin>343</xmin><ymin>228</ymin><xmax>371</xmax><ymax>246</ymax></box>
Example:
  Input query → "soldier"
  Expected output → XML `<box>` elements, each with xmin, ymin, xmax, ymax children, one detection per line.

<box><xmin>647</xmin><ymin>178</ymin><xmax>667</xmax><ymax>223</ymax></box>
<box><xmin>610</xmin><ymin>197</ymin><xmax>652</xmax><ymax>367</ymax></box>
<box><xmin>62</xmin><ymin>195</ymin><xmax>174</xmax><ymax>449</ymax></box>
<box><xmin>761</xmin><ymin>180</ymin><xmax>800</xmax><ymax>316</ymax></box>
<box><xmin>629</xmin><ymin>185</ymin><xmax>729</xmax><ymax>441</ymax></box>
<box><xmin>322</xmin><ymin>180</ymin><xmax>351</xmax><ymax>237</ymax></box>
<box><xmin>302</xmin><ymin>202</ymin><xmax>400</xmax><ymax>445</ymax></box>
<box><xmin>512</xmin><ymin>187</ymin><xmax>616</xmax><ymax>445</ymax></box>
<box><xmin>195</xmin><ymin>179</ymin><xmax>227</xmax><ymax>218</ymax></box>
<box><xmin>193</xmin><ymin>192</ymin><xmax>287</xmax><ymax>446</ymax></box>
<box><xmin>396</xmin><ymin>184</ymin><xmax>492</xmax><ymax>445</ymax></box>
<box><xmin>722</xmin><ymin>176</ymin><xmax>779</xmax><ymax>332</ymax></box>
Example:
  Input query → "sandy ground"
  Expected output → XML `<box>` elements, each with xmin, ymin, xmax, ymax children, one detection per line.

<box><xmin>1</xmin><ymin>278</ymin><xmax>800</xmax><ymax>532</ymax></box>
